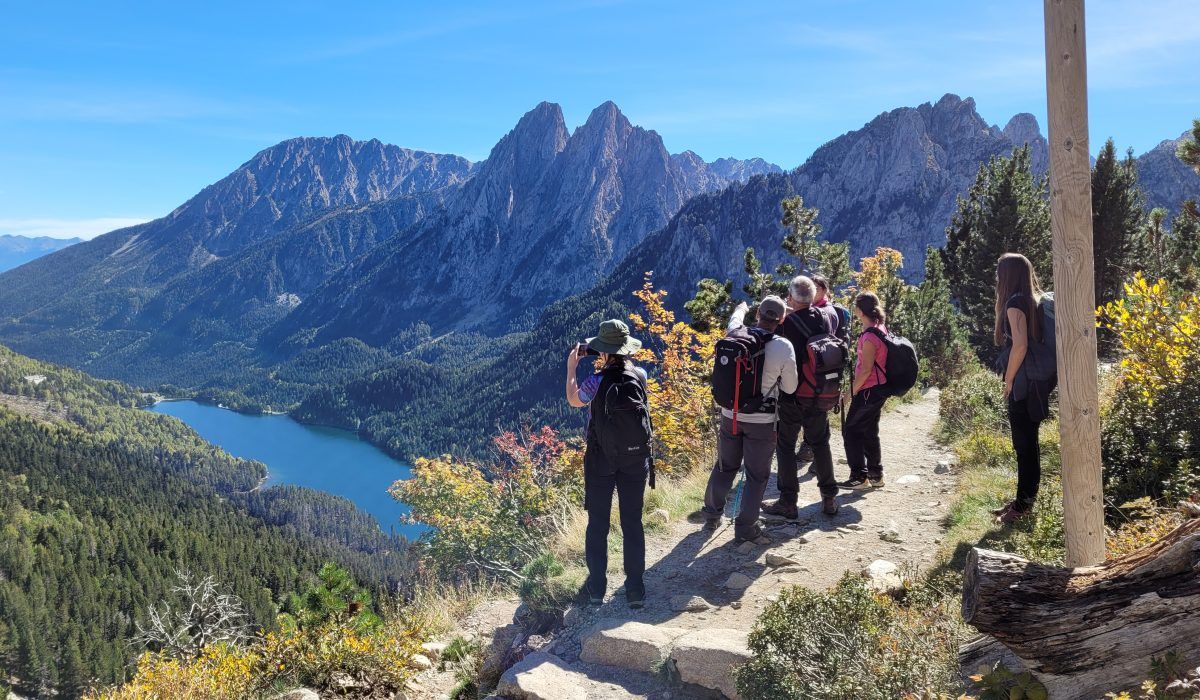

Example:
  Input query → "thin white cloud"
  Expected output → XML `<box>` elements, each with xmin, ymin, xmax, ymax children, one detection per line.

<box><xmin>0</xmin><ymin>217</ymin><xmax>151</xmax><ymax>240</ymax></box>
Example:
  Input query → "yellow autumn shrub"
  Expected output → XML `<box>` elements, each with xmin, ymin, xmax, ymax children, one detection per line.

<box><xmin>628</xmin><ymin>273</ymin><xmax>722</xmax><ymax>476</ymax></box>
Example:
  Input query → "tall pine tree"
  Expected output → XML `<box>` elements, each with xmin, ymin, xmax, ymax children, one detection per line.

<box><xmin>1091</xmin><ymin>139</ymin><xmax>1145</xmax><ymax>307</ymax></box>
<box><xmin>942</xmin><ymin>146</ymin><xmax>1052</xmax><ymax>355</ymax></box>
<box><xmin>1178</xmin><ymin>119</ymin><xmax>1200</xmax><ymax>174</ymax></box>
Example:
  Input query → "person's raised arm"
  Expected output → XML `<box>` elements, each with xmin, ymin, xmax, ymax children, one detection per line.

<box><xmin>852</xmin><ymin>335</ymin><xmax>877</xmax><ymax>395</ymax></box>
<box><xmin>727</xmin><ymin>301</ymin><xmax>750</xmax><ymax>332</ymax></box>
<box><xmin>1004</xmin><ymin>308</ymin><xmax>1028</xmax><ymax>400</ymax></box>
<box><xmin>566</xmin><ymin>346</ymin><xmax>587</xmax><ymax>408</ymax></box>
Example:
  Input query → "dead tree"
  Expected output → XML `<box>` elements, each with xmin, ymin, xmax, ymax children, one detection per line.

<box><xmin>962</xmin><ymin>519</ymin><xmax>1200</xmax><ymax>699</ymax></box>
<box><xmin>133</xmin><ymin>570</ymin><xmax>251</xmax><ymax>658</ymax></box>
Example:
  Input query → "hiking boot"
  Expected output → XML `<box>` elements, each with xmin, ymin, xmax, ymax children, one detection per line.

<box><xmin>868</xmin><ymin>475</ymin><xmax>885</xmax><ymax>488</ymax></box>
<box><xmin>626</xmin><ymin>589</ymin><xmax>645</xmax><ymax>610</ymax></box>
<box><xmin>839</xmin><ymin>477</ymin><xmax>872</xmax><ymax>490</ymax></box>
<box><xmin>996</xmin><ymin>504</ymin><xmax>1031</xmax><ymax>525</ymax></box>
<box><xmin>822</xmin><ymin>495</ymin><xmax>839</xmax><ymax>516</ymax></box>
<box><xmin>991</xmin><ymin>501</ymin><xmax>1016</xmax><ymax>516</ymax></box>
<box><xmin>796</xmin><ymin>442</ymin><xmax>815</xmax><ymax>464</ymax></box>
<box><xmin>687</xmin><ymin>507</ymin><xmax>722</xmax><ymax>530</ymax></box>
<box><xmin>576</xmin><ymin>584</ymin><xmax>603</xmax><ymax>606</ymax></box>
<box><xmin>761</xmin><ymin>500</ymin><xmax>799</xmax><ymax>521</ymax></box>
<box><xmin>734</xmin><ymin>527</ymin><xmax>771</xmax><ymax>545</ymax></box>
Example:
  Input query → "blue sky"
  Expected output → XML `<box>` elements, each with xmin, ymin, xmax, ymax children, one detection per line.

<box><xmin>1</xmin><ymin>0</ymin><xmax>1197</xmax><ymax>239</ymax></box>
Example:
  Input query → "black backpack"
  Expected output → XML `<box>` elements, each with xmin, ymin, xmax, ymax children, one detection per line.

<box><xmin>1026</xmin><ymin>293</ymin><xmax>1057</xmax><ymax>382</ymax></box>
<box><xmin>591</xmin><ymin>367</ymin><xmax>654</xmax><ymax>466</ymax></box>
<box><xmin>830</xmin><ymin>303</ymin><xmax>852</xmax><ymax>343</ymax></box>
<box><xmin>864</xmin><ymin>327</ymin><xmax>919</xmax><ymax>398</ymax></box>
<box><xmin>712</xmin><ymin>326</ymin><xmax>775</xmax><ymax>424</ymax></box>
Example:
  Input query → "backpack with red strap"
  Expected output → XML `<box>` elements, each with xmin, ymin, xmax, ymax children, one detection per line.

<box><xmin>711</xmin><ymin>325</ymin><xmax>775</xmax><ymax>431</ymax></box>
<box><xmin>793</xmin><ymin>312</ymin><xmax>849</xmax><ymax>411</ymax></box>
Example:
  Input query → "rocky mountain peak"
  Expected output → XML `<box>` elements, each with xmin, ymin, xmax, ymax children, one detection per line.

<box><xmin>1002</xmin><ymin>113</ymin><xmax>1043</xmax><ymax>149</ymax></box>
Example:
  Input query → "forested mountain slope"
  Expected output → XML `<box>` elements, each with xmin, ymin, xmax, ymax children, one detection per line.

<box><xmin>0</xmin><ymin>345</ymin><xmax>411</xmax><ymax>697</ymax></box>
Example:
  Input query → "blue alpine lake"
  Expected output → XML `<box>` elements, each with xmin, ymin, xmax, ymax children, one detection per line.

<box><xmin>149</xmin><ymin>400</ymin><xmax>418</xmax><ymax>537</ymax></box>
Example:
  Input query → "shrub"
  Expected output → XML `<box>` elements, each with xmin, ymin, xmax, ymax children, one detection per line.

<box><xmin>255</xmin><ymin>618</ymin><xmax>421</xmax><ymax>696</ymax></box>
<box><xmin>938</xmin><ymin>368</ymin><xmax>1007</xmax><ymax>443</ymax></box>
<box><xmin>735</xmin><ymin>574</ymin><xmax>962</xmax><ymax>700</ymax></box>
<box><xmin>89</xmin><ymin>645</ymin><xmax>257</xmax><ymax>700</ymax></box>
<box><xmin>1100</xmin><ymin>275</ymin><xmax>1200</xmax><ymax>505</ymax></box>
<box><xmin>517</xmin><ymin>552</ymin><xmax>581</xmax><ymax>619</ymax></box>
<box><xmin>391</xmin><ymin>426</ymin><xmax>582</xmax><ymax>582</ymax></box>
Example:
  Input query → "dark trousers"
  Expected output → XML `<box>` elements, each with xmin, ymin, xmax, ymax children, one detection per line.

<box><xmin>776</xmin><ymin>396</ymin><xmax>838</xmax><ymax>501</ymax></box>
<box><xmin>583</xmin><ymin>450</ymin><xmax>648</xmax><ymax>597</ymax></box>
<box><xmin>705</xmin><ymin>416</ymin><xmax>775</xmax><ymax>538</ymax></box>
<box><xmin>1008</xmin><ymin>396</ymin><xmax>1043</xmax><ymax>512</ymax></box>
<box><xmin>843</xmin><ymin>388</ymin><xmax>886</xmax><ymax>480</ymax></box>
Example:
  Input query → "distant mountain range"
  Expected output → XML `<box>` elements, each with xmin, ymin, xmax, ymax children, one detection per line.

<box><xmin>0</xmin><ymin>234</ymin><xmax>81</xmax><ymax>272</ymax></box>
<box><xmin>0</xmin><ymin>94</ymin><xmax>1195</xmax><ymax>457</ymax></box>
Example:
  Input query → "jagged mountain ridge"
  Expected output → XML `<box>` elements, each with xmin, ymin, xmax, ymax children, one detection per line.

<box><xmin>1138</xmin><ymin>131</ymin><xmax>1200</xmax><ymax>213</ymax></box>
<box><xmin>272</xmin><ymin>101</ymin><xmax>771</xmax><ymax>346</ymax></box>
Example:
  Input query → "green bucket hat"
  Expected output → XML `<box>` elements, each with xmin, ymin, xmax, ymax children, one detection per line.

<box><xmin>586</xmin><ymin>319</ymin><xmax>643</xmax><ymax>355</ymax></box>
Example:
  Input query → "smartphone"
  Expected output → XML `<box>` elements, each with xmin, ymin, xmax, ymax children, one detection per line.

<box><xmin>576</xmin><ymin>343</ymin><xmax>599</xmax><ymax>357</ymax></box>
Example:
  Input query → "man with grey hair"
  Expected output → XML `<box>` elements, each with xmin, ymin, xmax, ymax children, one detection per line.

<box><xmin>692</xmin><ymin>295</ymin><xmax>797</xmax><ymax>545</ymax></box>
<box><xmin>763</xmin><ymin>276</ymin><xmax>842</xmax><ymax>519</ymax></box>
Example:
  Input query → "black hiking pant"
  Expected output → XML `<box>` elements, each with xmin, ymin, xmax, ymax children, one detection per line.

<box><xmin>842</xmin><ymin>388</ymin><xmax>886</xmax><ymax>480</ymax></box>
<box><xmin>583</xmin><ymin>446</ymin><xmax>648</xmax><ymax>598</ymax></box>
<box><xmin>776</xmin><ymin>394</ymin><xmax>838</xmax><ymax>503</ymax></box>
<box><xmin>1008</xmin><ymin>394</ymin><xmax>1044</xmax><ymax>512</ymax></box>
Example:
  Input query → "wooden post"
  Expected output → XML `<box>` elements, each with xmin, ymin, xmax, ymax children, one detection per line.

<box><xmin>1044</xmin><ymin>0</ymin><xmax>1105</xmax><ymax>566</ymax></box>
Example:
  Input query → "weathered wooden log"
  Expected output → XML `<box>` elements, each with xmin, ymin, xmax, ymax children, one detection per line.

<box><xmin>962</xmin><ymin>519</ymin><xmax>1200</xmax><ymax>699</ymax></box>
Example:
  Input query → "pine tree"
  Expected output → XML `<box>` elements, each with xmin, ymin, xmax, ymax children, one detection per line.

<box><xmin>1168</xmin><ymin>201</ymin><xmax>1200</xmax><ymax>290</ymax></box>
<box><xmin>780</xmin><ymin>195</ymin><xmax>822</xmax><ymax>271</ymax></box>
<box><xmin>1177</xmin><ymin>119</ymin><xmax>1200</xmax><ymax>175</ymax></box>
<box><xmin>1143</xmin><ymin>208</ymin><xmax>1171</xmax><ymax>282</ymax></box>
<box><xmin>1091</xmin><ymin>140</ymin><xmax>1145</xmax><ymax>307</ymax></box>
<box><xmin>942</xmin><ymin>146</ymin><xmax>1052</xmax><ymax>355</ymax></box>
<box><xmin>896</xmin><ymin>248</ymin><xmax>972</xmax><ymax>386</ymax></box>
<box><xmin>684</xmin><ymin>278</ymin><xmax>734</xmax><ymax>332</ymax></box>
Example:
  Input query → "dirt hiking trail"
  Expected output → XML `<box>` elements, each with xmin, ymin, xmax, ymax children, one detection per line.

<box><xmin>413</xmin><ymin>389</ymin><xmax>957</xmax><ymax>700</ymax></box>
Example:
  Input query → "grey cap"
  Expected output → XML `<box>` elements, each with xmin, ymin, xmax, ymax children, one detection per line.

<box><xmin>758</xmin><ymin>295</ymin><xmax>787</xmax><ymax>323</ymax></box>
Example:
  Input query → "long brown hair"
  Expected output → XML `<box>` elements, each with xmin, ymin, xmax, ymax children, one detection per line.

<box><xmin>994</xmin><ymin>253</ymin><xmax>1042</xmax><ymax>346</ymax></box>
<box><xmin>855</xmin><ymin>292</ymin><xmax>887</xmax><ymax>324</ymax></box>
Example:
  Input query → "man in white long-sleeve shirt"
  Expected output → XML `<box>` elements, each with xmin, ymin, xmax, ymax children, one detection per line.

<box><xmin>696</xmin><ymin>295</ymin><xmax>798</xmax><ymax>544</ymax></box>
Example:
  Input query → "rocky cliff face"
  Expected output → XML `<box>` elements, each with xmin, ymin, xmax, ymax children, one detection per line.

<box><xmin>792</xmin><ymin>94</ymin><xmax>1048</xmax><ymax>274</ymax></box>
<box><xmin>1138</xmin><ymin>132</ymin><xmax>1200</xmax><ymax>213</ymax></box>
<box><xmin>275</xmin><ymin>101</ymin><xmax>766</xmax><ymax>345</ymax></box>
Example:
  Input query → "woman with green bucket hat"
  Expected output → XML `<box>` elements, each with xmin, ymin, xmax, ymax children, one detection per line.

<box><xmin>566</xmin><ymin>318</ymin><xmax>652</xmax><ymax>609</ymax></box>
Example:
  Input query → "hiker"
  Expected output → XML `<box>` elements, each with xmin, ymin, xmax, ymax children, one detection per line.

<box><xmin>992</xmin><ymin>253</ymin><xmax>1057</xmax><ymax>525</ymax></box>
<box><xmin>693</xmin><ymin>296</ymin><xmax>797</xmax><ymax>544</ymax></box>
<box><xmin>841</xmin><ymin>292</ymin><xmax>890</xmax><ymax>490</ymax></box>
<box><xmin>812</xmin><ymin>274</ymin><xmax>851</xmax><ymax>343</ymax></box>
<box><xmin>793</xmin><ymin>274</ymin><xmax>850</xmax><ymax>469</ymax></box>
<box><xmin>763</xmin><ymin>276</ymin><xmax>842</xmax><ymax>520</ymax></box>
<box><xmin>566</xmin><ymin>319</ymin><xmax>652</xmax><ymax>608</ymax></box>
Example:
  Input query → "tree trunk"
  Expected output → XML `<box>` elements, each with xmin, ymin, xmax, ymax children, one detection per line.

<box><xmin>962</xmin><ymin>519</ymin><xmax>1200</xmax><ymax>699</ymax></box>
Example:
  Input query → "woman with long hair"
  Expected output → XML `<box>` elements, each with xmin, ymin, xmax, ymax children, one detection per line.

<box><xmin>840</xmin><ymin>292</ymin><xmax>890</xmax><ymax>490</ymax></box>
<box><xmin>565</xmin><ymin>319</ymin><xmax>650</xmax><ymax>608</ymax></box>
<box><xmin>993</xmin><ymin>253</ymin><xmax>1055</xmax><ymax>525</ymax></box>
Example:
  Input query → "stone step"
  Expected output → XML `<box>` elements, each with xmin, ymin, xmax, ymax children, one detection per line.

<box><xmin>579</xmin><ymin>621</ymin><xmax>752</xmax><ymax>699</ymax></box>
<box><xmin>496</xmin><ymin>651</ymin><xmax>644</xmax><ymax>700</ymax></box>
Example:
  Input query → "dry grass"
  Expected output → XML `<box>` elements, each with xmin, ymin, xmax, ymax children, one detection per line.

<box><xmin>395</xmin><ymin>574</ymin><xmax>506</xmax><ymax>638</ymax></box>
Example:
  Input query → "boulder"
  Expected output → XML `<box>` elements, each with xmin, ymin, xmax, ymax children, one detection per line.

<box><xmin>421</xmin><ymin>641</ymin><xmax>448</xmax><ymax>660</ymax></box>
<box><xmin>724</xmin><ymin>572</ymin><xmax>753</xmax><ymax>589</ymax></box>
<box><xmin>879</xmin><ymin>520</ymin><xmax>903</xmax><ymax>543</ymax></box>
<box><xmin>670</xmin><ymin>628</ymin><xmax>752</xmax><ymax>699</ymax></box>
<box><xmin>580</xmin><ymin>621</ymin><xmax>682</xmax><ymax>672</ymax></box>
<box><xmin>863</xmin><ymin>560</ymin><xmax>904</xmax><ymax>595</ymax></box>
<box><xmin>496</xmin><ymin>652</ymin><xmax>590</xmax><ymax>700</ymax></box>
<box><xmin>482</xmin><ymin>622</ymin><xmax>523</xmax><ymax>677</ymax></box>
<box><xmin>935</xmin><ymin>460</ymin><xmax>952</xmax><ymax>474</ymax></box>
<box><xmin>410</xmin><ymin>653</ymin><xmax>433</xmax><ymax>670</ymax></box>
<box><xmin>765</xmin><ymin>552</ymin><xmax>801</xmax><ymax>567</ymax></box>
<box><xmin>647</xmin><ymin>508</ymin><xmax>671</xmax><ymax>525</ymax></box>
<box><xmin>670</xmin><ymin>595</ymin><xmax>713</xmax><ymax>612</ymax></box>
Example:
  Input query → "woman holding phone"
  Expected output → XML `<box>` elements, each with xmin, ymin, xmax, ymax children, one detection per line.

<box><xmin>565</xmin><ymin>319</ymin><xmax>651</xmax><ymax>608</ymax></box>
